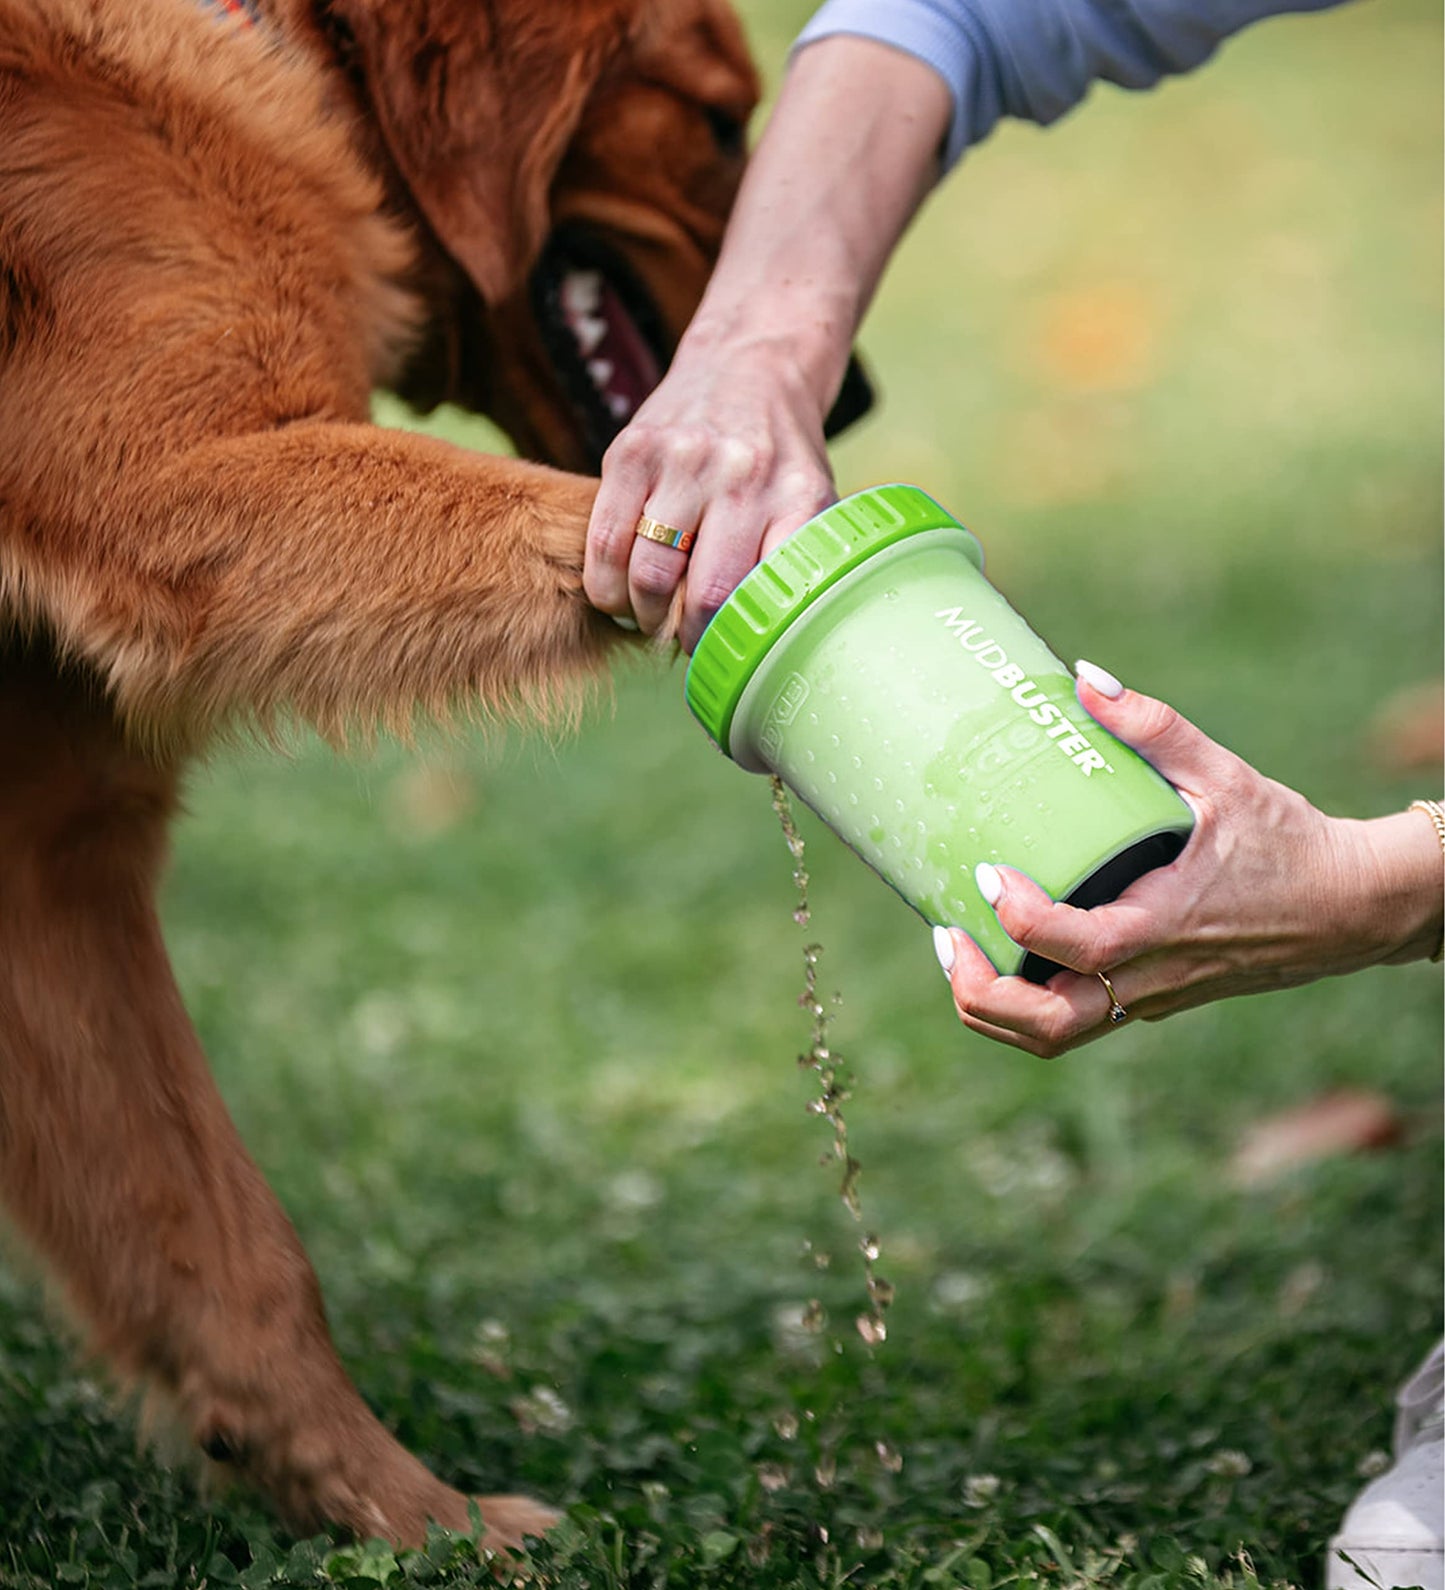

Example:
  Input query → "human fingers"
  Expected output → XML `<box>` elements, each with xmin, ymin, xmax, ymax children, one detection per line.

<box><xmin>588</xmin><ymin>406</ymin><xmax>833</xmax><ymax>643</ymax></box>
<box><xmin>586</xmin><ymin>420</ymin><xmax>711</xmax><ymax>638</ymax></box>
<box><xmin>668</xmin><ymin>382</ymin><xmax>835</xmax><ymax>650</ymax></box>
<box><xmin>931</xmin><ymin>925</ymin><xmax>1120</xmax><ymax>1058</ymax></box>
<box><xmin>974</xmin><ymin>861</ymin><xmax>1167</xmax><ymax>981</ymax></box>
<box><xmin>679</xmin><ymin>471</ymin><xmax>834</xmax><ymax>653</ymax></box>
<box><xmin>1073</xmin><ymin>659</ymin><xmax>1254</xmax><ymax>809</ymax></box>
<box><xmin>626</xmin><ymin>485</ymin><xmax>707</xmax><ymax>639</ymax></box>
<box><xmin>585</xmin><ymin>424</ymin><xmax>658</xmax><ymax>622</ymax></box>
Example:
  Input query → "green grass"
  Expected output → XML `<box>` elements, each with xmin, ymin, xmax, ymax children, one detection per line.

<box><xmin>2</xmin><ymin>2</ymin><xmax>1441</xmax><ymax>1585</ymax></box>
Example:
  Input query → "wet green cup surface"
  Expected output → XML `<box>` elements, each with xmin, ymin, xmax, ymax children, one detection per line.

<box><xmin>684</xmin><ymin>485</ymin><xmax>1194</xmax><ymax>981</ymax></box>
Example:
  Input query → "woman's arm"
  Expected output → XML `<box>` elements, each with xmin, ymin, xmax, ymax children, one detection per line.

<box><xmin>583</xmin><ymin>35</ymin><xmax>951</xmax><ymax>650</ymax></box>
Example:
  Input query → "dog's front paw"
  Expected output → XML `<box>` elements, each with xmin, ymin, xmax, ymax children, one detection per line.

<box><xmin>351</xmin><ymin>1466</ymin><xmax>560</xmax><ymax>1556</ymax></box>
<box><xmin>468</xmin><ymin>1492</ymin><xmax>563</xmax><ymax>1554</ymax></box>
<box><xmin>320</xmin><ymin>1468</ymin><xmax>561</xmax><ymax>1556</ymax></box>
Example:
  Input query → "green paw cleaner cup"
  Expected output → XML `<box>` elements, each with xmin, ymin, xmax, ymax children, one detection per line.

<box><xmin>684</xmin><ymin>484</ymin><xmax>1194</xmax><ymax>982</ymax></box>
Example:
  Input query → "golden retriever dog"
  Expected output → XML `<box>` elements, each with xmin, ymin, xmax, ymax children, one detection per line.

<box><xmin>0</xmin><ymin>0</ymin><xmax>792</xmax><ymax>1551</ymax></box>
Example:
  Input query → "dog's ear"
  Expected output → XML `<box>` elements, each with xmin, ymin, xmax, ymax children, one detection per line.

<box><xmin>631</xmin><ymin>0</ymin><xmax>756</xmax><ymax>118</ymax></box>
<box><xmin>322</xmin><ymin>0</ymin><xmax>625</xmax><ymax>306</ymax></box>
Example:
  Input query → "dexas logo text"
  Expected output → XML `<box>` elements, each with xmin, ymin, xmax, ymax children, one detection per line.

<box><xmin>934</xmin><ymin>609</ymin><xmax>1112</xmax><ymax>777</ymax></box>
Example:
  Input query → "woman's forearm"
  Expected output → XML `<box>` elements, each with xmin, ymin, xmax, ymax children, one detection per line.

<box><xmin>676</xmin><ymin>35</ymin><xmax>954</xmax><ymax>420</ymax></box>
<box><xmin>584</xmin><ymin>34</ymin><xmax>954</xmax><ymax>647</ymax></box>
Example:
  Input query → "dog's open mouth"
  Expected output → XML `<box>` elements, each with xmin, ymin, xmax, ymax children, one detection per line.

<box><xmin>530</xmin><ymin>232</ymin><xmax>875</xmax><ymax>471</ymax></box>
<box><xmin>532</xmin><ymin>234</ymin><xmax>666</xmax><ymax>470</ymax></box>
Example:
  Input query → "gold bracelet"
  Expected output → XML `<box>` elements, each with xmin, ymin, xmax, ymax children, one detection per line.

<box><xmin>1408</xmin><ymin>799</ymin><xmax>1445</xmax><ymax>962</ymax></box>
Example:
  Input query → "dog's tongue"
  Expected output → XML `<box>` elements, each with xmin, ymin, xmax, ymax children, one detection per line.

<box><xmin>560</xmin><ymin>269</ymin><xmax>661</xmax><ymax>425</ymax></box>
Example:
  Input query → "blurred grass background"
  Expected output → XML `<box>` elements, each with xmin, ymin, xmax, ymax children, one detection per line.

<box><xmin>1</xmin><ymin>1</ymin><xmax>1440</xmax><ymax>1585</ymax></box>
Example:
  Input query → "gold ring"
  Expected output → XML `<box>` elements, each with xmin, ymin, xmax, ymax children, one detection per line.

<box><xmin>1097</xmin><ymin>972</ymin><xmax>1128</xmax><ymax>1025</ymax></box>
<box><xmin>634</xmin><ymin>515</ymin><xmax>696</xmax><ymax>554</ymax></box>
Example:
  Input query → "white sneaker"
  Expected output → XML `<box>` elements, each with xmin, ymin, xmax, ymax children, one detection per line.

<box><xmin>1327</xmin><ymin>1341</ymin><xmax>1444</xmax><ymax>1590</ymax></box>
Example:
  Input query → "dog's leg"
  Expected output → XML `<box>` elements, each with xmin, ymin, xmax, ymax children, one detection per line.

<box><xmin>0</xmin><ymin>656</ymin><xmax>557</xmax><ymax>1551</ymax></box>
<box><xmin>5</xmin><ymin>428</ymin><xmax>622</xmax><ymax>752</ymax></box>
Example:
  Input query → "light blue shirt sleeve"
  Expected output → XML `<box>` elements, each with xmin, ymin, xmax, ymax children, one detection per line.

<box><xmin>794</xmin><ymin>0</ymin><xmax>1355</xmax><ymax>170</ymax></box>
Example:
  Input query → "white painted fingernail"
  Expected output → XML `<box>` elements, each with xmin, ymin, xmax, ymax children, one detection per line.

<box><xmin>1075</xmin><ymin>659</ymin><xmax>1123</xmax><ymax>699</ymax></box>
<box><xmin>610</xmin><ymin>614</ymin><xmax>640</xmax><ymax>631</ymax></box>
<box><xmin>975</xmin><ymin>862</ymin><xmax>1003</xmax><ymax>907</ymax></box>
<box><xmin>932</xmin><ymin>925</ymin><xmax>956</xmax><ymax>977</ymax></box>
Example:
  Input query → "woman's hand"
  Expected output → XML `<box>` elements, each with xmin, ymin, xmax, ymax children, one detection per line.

<box><xmin>933</xmin><ymin>661</ymin><xmax>1445</xmax><ymax>1057</ymax></box>
<box><xmin>583</xmin><ymin>326</ymin><xmax>838</xmax><ymax>653</ymax></box>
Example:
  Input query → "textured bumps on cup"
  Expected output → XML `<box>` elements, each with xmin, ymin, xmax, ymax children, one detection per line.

<box><xmin>684</xmin><ymin>485</ymin><xmax>1194</xmax><ymax>983</ymax></box>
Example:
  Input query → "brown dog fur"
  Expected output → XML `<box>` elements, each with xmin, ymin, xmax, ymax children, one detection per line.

<box><xmin>0</xmin><ymin>0</ymin><xmax>757</xmax><ymax>1550</ymax></box>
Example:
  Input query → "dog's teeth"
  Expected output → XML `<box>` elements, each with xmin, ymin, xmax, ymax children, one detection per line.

<box><xmin>574</xmin><ymin>313</ymin><xmax>607</xmax><ymax>355</ymax></box>
<box><xmin>561</xmin><ymin>270</ymin><xmax>603</xmax><ymax>316</ymax></box>
<box><xmin>586</xmin><ymin>357</ymin><xmax>615</xmax><ymax>388</ymax></box>
<box><xmin>607</xmin><ymin>392</ymin><xmax>632</xmax><ymax>420</ymax></box>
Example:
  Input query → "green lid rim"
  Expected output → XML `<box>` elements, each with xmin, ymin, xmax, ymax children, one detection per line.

<box><xmin>683</xmin><ymin>484</ymin><xmax>981</xmax><ymax>755</ymax></box>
